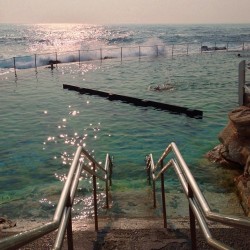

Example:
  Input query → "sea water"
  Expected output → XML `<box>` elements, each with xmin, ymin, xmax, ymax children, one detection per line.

<box><xmin>0</xmin><ymin>24</ymin><xmax>250</xmax><ymax>220</ymax></box>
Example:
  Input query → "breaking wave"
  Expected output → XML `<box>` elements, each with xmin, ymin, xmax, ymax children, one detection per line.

<box><xmin>0</xmin><ymin>44</ymin><xmax>169</xmax><ymax>70</ymax></box>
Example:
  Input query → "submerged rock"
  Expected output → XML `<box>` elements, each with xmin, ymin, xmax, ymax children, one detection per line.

<box><xmin>148</xmin><ymin>83</ymin><xmax>174</xmax><ymax>92</ymax></box>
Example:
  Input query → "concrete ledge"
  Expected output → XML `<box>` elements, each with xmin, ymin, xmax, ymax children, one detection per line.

<box><xmin>63</xmin><ymin>84</ymin><xmax>203</xmax><ymax>119</ymax></box>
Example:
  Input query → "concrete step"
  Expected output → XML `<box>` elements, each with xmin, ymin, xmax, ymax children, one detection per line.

<box><xmin>62</xmin><ymin>217</ymin><xmax>250</xmax><ymax>250</ymax></box>
<box><xmin>1</xmin><ymin>217</ymin><xmax>250</xmax><ymax>249</ymax></box>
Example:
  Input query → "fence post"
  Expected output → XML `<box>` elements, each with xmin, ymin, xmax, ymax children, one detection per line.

<box><xmin>121</xmin><ymin>47</ymin><xmax>123</xmax><ymax>61</ymax></box>
<box><xmin>156</xmin><ymin>45</ymin><xmax>158</xmax><ymax>57</ymax></box>
<box><xmin>226</xmin><ymin>42</ymin><xmax>229</xmax><ymax>51</ymax></box>
<box><xmin>55</xmin><ymin>52</ymin><xmax>58</xmax><ymax>63</ymax></box>
<box><xmin>160</xmin><ymin>160</ymin><xmax>167</xmax><ymax>228</ymax></box>
<box><xmin>100</xmin><ymin>48</ymin><xmax>102</xmax><ymax>61</ymax></box>
<box><xmin>13</xmin><ymin>57</ymin><xmax>16</xmax><ymax>70</ymax></box>
<box><xmin>188</xmin><ymin>184</ymin><xmax>197</xmax><ymax>250</ymax></box>
<box><xmin>242</xmin><ymin>42</ymin><xmax>245</xmax><ymax>51</ymax></box>
<box><xmin>201</xmin><ymin>42</ymin><xmax>202</xmax><ymax>53</ymax></box>
<box><xmin>34</xmin><ymin>54</ymin><xmax>37</xmax><ymax>69</ymax></box>
<box><xmin>93</xmin><ymin>163</ymin><xmax>98</xmax><ymax>231</ymax></box>
<box><xmin>187</xmin><ymin>44</ymin><xmax>189</xmax><ymax>55</ymax></box>
<box><xmin>13</xmin><ymin>57</ymin><xmax>17</xmax><ymax>76</ymax></box>
<box><xmin>78</xmin><ymin>50</ymin><xmax>81</xmax><ymax>64</ymax></box>
<box><xmin>139</xmin><ymin>46</ymin><xmax>141</xmax><ymax>59</ymax></box>
<box><xmin>239</xmin><ymin>60</ymin><xmax>246</xmax><ymax>106</ymax></box>
<box><xmin>172</xmin><ymin>45</ymin><xmax>174</xmax><ymax>57</ymax></box>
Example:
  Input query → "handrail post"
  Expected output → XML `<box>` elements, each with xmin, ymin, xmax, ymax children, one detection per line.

<box><xmin>109</xmin><ymin>157</ymin><xmax>113</xmax><ymax>186</ymax></box>
<box><xmin>66</xmin><ymin>194</ymin><xmax>74</xmax><ymax>250</ymax></box>
<box><xmin>93</xmin><ymin>163</ymin><xmax>98</xmax><ymax>231</ymax></box>
<box><xmin>105</xmin><ymin>173</ymin><xmax>109</xmax><ymax>209</ymax></box>
<box><xmin>147</xmin><ymin>167</ymin><xmax>151</xmax><ymax>185</ymax></box>
<box><xmin>153</xmin><ymin>180</ymin><xmax>156</xmax><ymax>208</ymax></box>
<box><xmin>188</xmin><ymin>183</ymin><xmax>197</xmax><ymax>250</ymax></box>
<box><xmin>160</xmin><ymin>160</ymin><xmax>167</xmax><ymax>228</ymax></box>
<box><xmin>146</xmin><ymin>158</ymin><xmax>151</xmax><ymax>185</ymax></box>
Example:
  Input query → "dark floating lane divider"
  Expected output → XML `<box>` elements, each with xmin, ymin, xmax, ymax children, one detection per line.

<box><xmin>63</xmin><ymin>84</ymin><xmax>203</xmax><ymax>119</ymax></box>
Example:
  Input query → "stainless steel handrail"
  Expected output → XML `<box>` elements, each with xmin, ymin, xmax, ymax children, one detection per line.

<box><xmin>146</xmin><ymin>142</ymin><xmax>250</xmax><ymax>250</ymax></box>
<box><xmin>0</xmin><ymin>146</ymin><xmax>113</xmax><ymax>250</ymax></box>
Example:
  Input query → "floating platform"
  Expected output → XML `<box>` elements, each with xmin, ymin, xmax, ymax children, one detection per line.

<box><xmin>63</xmin><ymin>84</ymin><xmax>203</xmax><ymax>119</ymax></box>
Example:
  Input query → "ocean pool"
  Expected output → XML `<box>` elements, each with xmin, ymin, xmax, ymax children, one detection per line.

<box><xmin>0</xmin><ymin>52</ymin><xmax>245</xmax><ymax>219</ymax></box>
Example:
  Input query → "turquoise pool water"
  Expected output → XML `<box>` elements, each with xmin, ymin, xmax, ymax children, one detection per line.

<box><xmin>0</xmin><ymin>52</ymin><xmax>245</xmax><ymax>219</ymax></box>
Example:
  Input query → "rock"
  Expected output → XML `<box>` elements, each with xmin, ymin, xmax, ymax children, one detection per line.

<box><xmin>228</xmin><ymin>106</ymin><xmax>250</xmax><ymax>137</ymax></box>
<box><xmin>205</xmin><ymin>144</ymin><xmax>237</xmax><ymax>167</ymax></box>
<box><xmin>103</xmin><ymin>56</ymin><xmax>115</xmax><ymax>60</ymax></box>
<box><xmin>0</xmin><ymin>217</ymin><xmax>16</xmax><ymax>230</ymax></box>
<box><xmin>217</xmin><ymin>106</ymin><xmax>250</xmax><ymax>173</ymax></box>
<box><xmin>148</xmin><ymin>84</ymin><xmax>174</xmax><ymax>92</ymax></box>
<box><xmin>48</xmin><ymin>60</ymin><xmax>61</xmax><ymax>65</ymax></box>
<box><xmin>235</xmin><ymin>175</ymin><xmax>250</xmax><ymax>216</ymax></box>
<box><xmin>206</xmin><ymin>106</ymin><xmax>250</xmax><ymax>216</ymax></box>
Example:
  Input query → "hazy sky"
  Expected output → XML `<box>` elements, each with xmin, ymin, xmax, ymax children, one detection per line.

<box><xmin>0</xmin><ymin>0</ymin><xmax>249</xmax><ymax>24</ymax></box>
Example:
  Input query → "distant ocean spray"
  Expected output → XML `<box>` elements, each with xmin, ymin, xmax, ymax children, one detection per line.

<box><xmin>0</xmin><ymin>23</ymin><xmax>250</xmax><ymax>70</ymax></box>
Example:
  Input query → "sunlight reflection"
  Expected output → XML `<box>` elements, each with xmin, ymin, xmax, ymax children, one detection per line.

<box><xmin>39</xmin><ymin>198</ymin><xmax>55</xmax><ymax>208</ymax></box>
<box><xmin>72</xmin><ymin>192</ymin><xmax>106</xmax><ymax>219</ymax></box>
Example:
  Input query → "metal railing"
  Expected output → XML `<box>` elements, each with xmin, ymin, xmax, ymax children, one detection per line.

<box><xmin>238</xmin><ymin>60</ymin><xmax>250</xmax><ymax>106</ymax></box>
<box><xmin>0</xmin><ymin>146</ymin><xmax>113</xmax><ymax>250</ymax></box>
<box><xmin>146</xmin><ymin>142</ymin><xmax>250</xmax><ymax>250</ymax></box>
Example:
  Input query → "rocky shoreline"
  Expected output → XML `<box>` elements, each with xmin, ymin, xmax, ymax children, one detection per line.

<box><xmin>206</xmin><ymin>106</ymin><xmax>250</xmax><ymax>216</ymax></box>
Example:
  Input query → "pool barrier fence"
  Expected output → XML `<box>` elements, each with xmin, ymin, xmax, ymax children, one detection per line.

<box><xmin>0</xmin><ymin>41</ymin><xmax>249</xmax><ymax>74</ymax></box>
